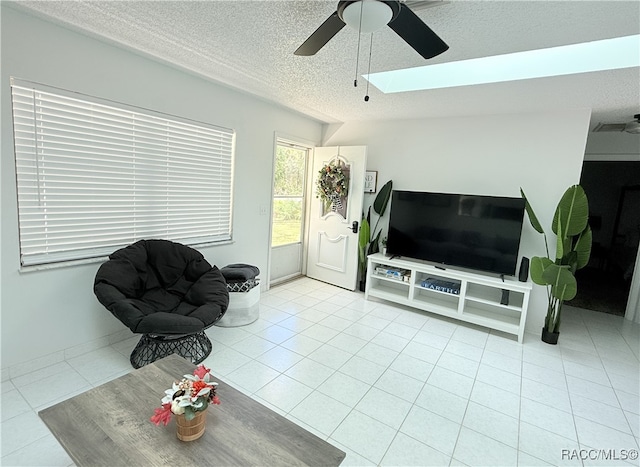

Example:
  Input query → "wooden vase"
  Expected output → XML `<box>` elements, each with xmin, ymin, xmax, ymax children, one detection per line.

<box><xmin>175</xmin><ymin>410</ymin><xmax>207</xmax><ymax>441</ymax></box>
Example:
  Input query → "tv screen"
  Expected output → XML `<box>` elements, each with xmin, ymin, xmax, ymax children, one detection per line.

<box><xmin>387</xmin><ymin>191</ymin><xmax>525</xmax><ymax>276</ymax></box>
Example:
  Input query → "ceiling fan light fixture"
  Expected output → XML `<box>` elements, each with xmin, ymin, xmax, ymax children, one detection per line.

<box><xmin>624</xmin><ymin>114</ymin><xmax>640</xmax><ymax>134</ymax></box>
<box><xmin>341</xmin><ymin>0</ymin><xmax>393</xmax><ymax>33</ymax></box>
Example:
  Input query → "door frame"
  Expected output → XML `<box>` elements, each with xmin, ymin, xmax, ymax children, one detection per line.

<box><xmin>265</xmin><ymin>132</ymin><xmax>316</xmax><ymax>291</ymax></box>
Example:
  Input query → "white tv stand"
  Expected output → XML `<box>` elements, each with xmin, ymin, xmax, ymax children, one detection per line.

<box><xmin>365</xmin><ymin>253</ymin><xmax>532</xmax><ymax>343</ymax></box>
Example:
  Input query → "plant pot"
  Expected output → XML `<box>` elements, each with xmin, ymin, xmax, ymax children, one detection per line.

<box><xmin>541</xmin><ymin>327</ymin><xmax>559</xmax><ymax>345</ymax></box>
<box><xmin>175</xmin><ymin>410</ymin><xmax>207</xmax><ymax>441</ymax></box>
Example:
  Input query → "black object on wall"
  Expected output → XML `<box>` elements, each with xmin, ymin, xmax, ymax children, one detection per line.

<box><xmin>518</xmin><ymin>257</ymin><xmax>530</xmax><ymax>282</ymax></box>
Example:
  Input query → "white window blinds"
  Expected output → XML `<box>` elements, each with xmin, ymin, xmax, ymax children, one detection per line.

<box><xmin>10</xmin><ymin>78</ymin><xmax>235</xmax><ymax>267</ymax></box>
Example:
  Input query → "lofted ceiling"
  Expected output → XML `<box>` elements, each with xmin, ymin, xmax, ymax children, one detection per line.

<box><xmin>8</xmin><ymin>0</ymin><xmax>640</xmax><ymax>130</ymax></box>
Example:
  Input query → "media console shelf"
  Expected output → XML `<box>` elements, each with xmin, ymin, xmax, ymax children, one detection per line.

<box><xmin>365</xmin><ymin>253</ymin><xmax>532</xmax><ymax>343</ymax></box>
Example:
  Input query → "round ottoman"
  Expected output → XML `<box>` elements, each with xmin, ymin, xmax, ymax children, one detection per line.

<box><xmin>215</xmin><ymin>264</ymin><xmax>260</xmax><ymax>327</ymax></box>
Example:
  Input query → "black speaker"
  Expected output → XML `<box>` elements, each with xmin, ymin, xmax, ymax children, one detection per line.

<box><xmin>518</xmin><ymin>257</ymin><xmax>529</xmax><ymax>282</ymax></box>
<box><xmin>500</xmin><ymin>289</ymin><xmax>510</xmax><ymax>305</ymax></box>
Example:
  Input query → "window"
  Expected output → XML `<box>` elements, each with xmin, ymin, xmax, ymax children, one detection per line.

<box><xmin>271</xmin><ymin>143</ymin><xmax>308</xmax><ymax>247</ymax></box>
<box><xmin>10</xmin><ymin>78</ymin><xmax>235</xmax><ymax>267</ymax></box>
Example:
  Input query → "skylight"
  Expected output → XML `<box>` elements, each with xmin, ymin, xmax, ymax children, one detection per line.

<box><xmin>365</xmin><ymin>34</ymin><xmax>640</xmax><ymax>93</ymax></box>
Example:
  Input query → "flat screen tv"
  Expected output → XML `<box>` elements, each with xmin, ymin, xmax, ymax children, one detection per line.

<box><xmin>387</xmin><ymin>191</ymin><xmax>526</xmax><ymax>276</ymax></box>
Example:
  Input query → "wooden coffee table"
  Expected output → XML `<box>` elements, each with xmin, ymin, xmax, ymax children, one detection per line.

<box><xmin>39</xmin><ymin>354</ymin><xmax>345</xmax><ymax>466</ymax></box>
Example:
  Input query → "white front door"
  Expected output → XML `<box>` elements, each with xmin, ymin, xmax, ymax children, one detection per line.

<box><xmin>306</xmin><ymin>146</ymin><xmax>367</xmax><ymax>290</ymax></box>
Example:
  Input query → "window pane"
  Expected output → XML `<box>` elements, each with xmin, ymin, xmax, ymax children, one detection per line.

<box><xmin>274</xmin><ymin>146</ymin><xmax>305</xmax><ymax>196</ymax></box>
<box><xmin>11</xmin><ymin>79</ymin><xmax>235</xmax><ymax>267</ymax></box>
<box><xmin>271</xmin><ymin>199</ymin><xmax>302</xmax><ymax>246</ymax></box>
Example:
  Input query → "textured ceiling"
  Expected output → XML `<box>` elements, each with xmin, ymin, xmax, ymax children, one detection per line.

<box><xmin>9</xmin><ymin>0</ymin><xmax>640</xmax><ymax>129</ymax></box>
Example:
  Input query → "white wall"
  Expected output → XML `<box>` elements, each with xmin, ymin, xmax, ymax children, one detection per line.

<box><xmin>0</xmin><ymin>6</ymin><xmax>323</xmax><ymax>370</ymax></box>
<box><xmin>323</xmin><ymin>110</ymin><xmax>592</xmax><ymax>332</ymax></box>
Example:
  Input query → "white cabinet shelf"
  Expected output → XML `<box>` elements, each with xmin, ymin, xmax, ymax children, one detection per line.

<box><xmin>365</xmin><ymin>253</ymin><xmax>532</xmax><ymax>343</ymax></box>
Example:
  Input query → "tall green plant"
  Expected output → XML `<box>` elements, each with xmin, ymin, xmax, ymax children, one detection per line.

<box><xmin>358</xmin><ymin>216</ymin><xmax>371</xmax><ymax>280</ymax></box>
<box><xmin>521</xmin><ymin>185</ymin><xmax>592</xmax><ymax>334</ymax></box>
<box><xmin>359</xmin><ymin>180</ymin><xmax>393</xmax><ymax>281</ymax></box>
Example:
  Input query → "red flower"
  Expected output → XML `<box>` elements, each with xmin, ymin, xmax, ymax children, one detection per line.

<box><xmin>150</xmin><ymin>403</ymin><xmax>172</xmax><ymax>426</ymax></box>
<box><xmin>192</xmin><ymin>380</ymin><xmax>209</xmax><ymax>396</ymax></box>
<box><xmin>212</xmin><ymin>395</ymin><xmax>221</xmax><ymax>405</ymax></box>
<box><xmin>193</xmin><ymin>364</ymin><xmax>210</xmax><ymax>379</ymax></box>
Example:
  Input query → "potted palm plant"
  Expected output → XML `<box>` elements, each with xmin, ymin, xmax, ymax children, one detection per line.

<box><xmin>521</xmin><ymin>185</ymin><xmax>592</xmax><ymax>344</ymax></box>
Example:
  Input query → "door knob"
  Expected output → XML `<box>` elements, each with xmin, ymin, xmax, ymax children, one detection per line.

<box><xmin>349</xmin><ymin>221</ymin><xmax>359</xmax><ymax>233</ymax></box>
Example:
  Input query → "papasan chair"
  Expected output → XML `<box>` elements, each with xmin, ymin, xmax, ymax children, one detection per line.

<box><xmin>94</xmin><ymin>239</ymin><xmax>229</xmax><ymax>368</ymax></box>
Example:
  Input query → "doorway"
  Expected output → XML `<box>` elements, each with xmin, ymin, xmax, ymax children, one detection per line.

<box><xmin>269</xmin><ymin>139</ymin><xmax>310</xmax><ymax>285</ymax></box>
<box><xmin>572</xmin><ymin>161</ymin><xmax>640</xmax><ymax>316</ymax></box>
<box><xmin>305</xmin><ymin>146</ymin><xmax>367</xmax><ymax>291</ymax></box>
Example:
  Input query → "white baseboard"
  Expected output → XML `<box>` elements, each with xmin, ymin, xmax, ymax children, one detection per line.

<box><xmin>3</xmin><ymin>328</ymin><xmax>133</xmax><ymax>381</ymax></box>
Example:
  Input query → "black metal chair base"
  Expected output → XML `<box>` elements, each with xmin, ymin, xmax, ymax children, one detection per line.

<box><xmin>129</xmin><ymin>331</ymin><xmax>212</xmax><ymax>369</ymax></box>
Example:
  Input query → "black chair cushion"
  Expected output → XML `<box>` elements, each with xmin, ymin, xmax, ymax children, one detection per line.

<box><xmin>94</xmin><ymin>239</ymin><xmax>229</xmax><ymax>335</ymax></box>
<box><xmin>221</xmin><ymin>263</ymin><xmax>260</xmax><ymax>283</ymax></box>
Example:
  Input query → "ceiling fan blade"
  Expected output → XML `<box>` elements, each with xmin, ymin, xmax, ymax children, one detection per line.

<box><xmin>295</xmin><ymin>12</ymin><xmax>346</xmax><ymax>56</ymax></box>
<box><xmin>388</xmin><ymin>3</ymin><xmax>448</xmax><ymax>59</ymax></box>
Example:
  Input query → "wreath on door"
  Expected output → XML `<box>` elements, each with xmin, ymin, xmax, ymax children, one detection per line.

<box><xmin>316</xmin><ymin>160</ymin><xmax>349</xmax><ymax>205</ymax></box>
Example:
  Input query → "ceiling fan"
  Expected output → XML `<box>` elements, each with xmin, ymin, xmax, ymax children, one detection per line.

<box><xmin>593</xmin><ymin>114</ymin><xmax>640</xmax><ymax>134</ymax></box>
<box><xmin>294</xmin><ymin>0</ymin><xmax>449</xmax><ymax>59</ymax></box>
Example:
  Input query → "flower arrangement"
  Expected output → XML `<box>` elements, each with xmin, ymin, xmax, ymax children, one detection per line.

<box><xmin>316</xmin><ymin>160</ymin><xmax>348</xmax><ymax>203</ymax></box>
<box><xmin>150</xmin><ymin>364</ymin><xmax>220</xmax><ymax>426</ymax></box>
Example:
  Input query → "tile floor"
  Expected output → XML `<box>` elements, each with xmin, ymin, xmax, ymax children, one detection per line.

<box><xmin>1</xmin><ymin>277</ymin><xmax>639</xmax><ymax>466</ymax></box>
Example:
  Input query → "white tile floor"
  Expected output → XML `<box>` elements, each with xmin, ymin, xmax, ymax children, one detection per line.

<box><xmin>2</xmin><ymin>276</ymin><xmax>639</xmax><ymax>466</ymax></box>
